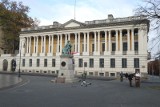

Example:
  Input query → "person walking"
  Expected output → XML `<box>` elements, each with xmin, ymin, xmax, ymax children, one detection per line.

<box><xmin>120</xmin><ymin>71</ymin><xmax>123</xmax><ymax>82</ymax></box>
<box><xmin>128</xmin><ymin>74</ymin><xmax>134</xmax><ymax>87</ymax></box>
<box><xmin>135</xmin><ymin>70</ymin><xmax>141</xmax><ymax>87</ymax></box>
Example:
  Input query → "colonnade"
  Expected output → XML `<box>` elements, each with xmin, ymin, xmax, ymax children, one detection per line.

<box><xmin>20</xmin><ymin>28</ymin><xmax>141</xmax><ymax>56</ymax></box>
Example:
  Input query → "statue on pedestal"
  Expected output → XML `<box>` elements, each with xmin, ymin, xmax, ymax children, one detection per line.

<box><xmin>62</xmin><ymin>41</ymin><xmax>72</xmax><ymax>55</ymax></box>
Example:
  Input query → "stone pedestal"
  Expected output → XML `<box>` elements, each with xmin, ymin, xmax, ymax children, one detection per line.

<box><xmin>56</xmin><ymin>54</ymin><xmax>76</xmax><ymax>83</ymax></box>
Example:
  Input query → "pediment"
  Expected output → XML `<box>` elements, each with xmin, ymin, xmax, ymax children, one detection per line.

<box><xmin>63</xmin><ymin>19</ymin><xmax>85</xmax><ymax>28</ymax></box>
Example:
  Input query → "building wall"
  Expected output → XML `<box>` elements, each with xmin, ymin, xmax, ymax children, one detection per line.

<box><xmin>0</xmin><ymin>17</ymin><xmax>149</xmax><ymax>78</ymax></box>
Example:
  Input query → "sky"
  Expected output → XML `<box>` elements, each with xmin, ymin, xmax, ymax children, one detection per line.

<box><xmin>14</xmin><ymin>0</ymin><xmax>159</xmax><ymax>57</ymax></box>
<box><xmin>14</xmin><ymin>0</ymin><xmax>142</xmax><ymax>25</ymax></box>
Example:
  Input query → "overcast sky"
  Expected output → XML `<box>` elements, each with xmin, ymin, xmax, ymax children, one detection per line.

<box><xmin>14</xmin><ymin>0</ymin><xmax>142</xmax><ymax>25</ymax></box>
<box><xmin>14</xmin><ymin>0</ymin><xmax>159</xmax><ymax>57</ymax></box>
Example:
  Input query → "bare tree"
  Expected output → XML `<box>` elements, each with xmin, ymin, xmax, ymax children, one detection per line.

<box><xmin>135</xmin><ymin>0</ymin><xmax>160</xmax><ymax>56</ymax></box>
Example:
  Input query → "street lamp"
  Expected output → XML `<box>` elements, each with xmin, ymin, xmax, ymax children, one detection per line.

<box><xmin>18</xmin><ymin>39</ymin><xmax>25</xmax><ymax>77</ymax></box>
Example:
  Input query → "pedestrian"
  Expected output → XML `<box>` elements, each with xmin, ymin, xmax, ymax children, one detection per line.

<box><xmin>135</xmin><ymin>70</ymin><xmax>141</xmax><ymax>87</ymax></box>
<box><xmin>120</xmin><ymin>71</ymin><xmax>123</xmax><ymax>82</ymax></box>
<box><xmin>128</xmin><ymin>74</ymin><xmax>134</xmax><ymax>87</ymax></box>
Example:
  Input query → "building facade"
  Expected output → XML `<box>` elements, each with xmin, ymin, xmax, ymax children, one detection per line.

<box><xmin>0</xmin><ymin>14</ymin><xmax>150</xmax><ymax>77</ymax></box>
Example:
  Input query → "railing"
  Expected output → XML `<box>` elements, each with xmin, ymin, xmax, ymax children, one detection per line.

<box><xmin>85</xmin><ymin>15</ymin><xmax>147</xmax><ymax>25</ymax></box>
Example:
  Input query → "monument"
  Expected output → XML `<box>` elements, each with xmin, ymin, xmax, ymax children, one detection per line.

<box><xmin>56</xmin><ymin>41</ymin><xmax>76</xmax><ymax>83</ymax></box>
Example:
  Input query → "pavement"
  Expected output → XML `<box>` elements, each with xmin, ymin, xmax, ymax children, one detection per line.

<box><xmin>0</xmin><ymin>74</ymin><xmax>160</xmax><ymax>107</ymax></box>
<box><xmin>0</xmin><ymin>74</ymin><xmax>22</xmax><ymax>90</ymax></box>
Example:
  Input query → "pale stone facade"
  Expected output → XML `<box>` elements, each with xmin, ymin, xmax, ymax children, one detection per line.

<box><xmin>0</xmin><ymin>15</ymin><xmax>150</xmax><ymax>77</ymax></box>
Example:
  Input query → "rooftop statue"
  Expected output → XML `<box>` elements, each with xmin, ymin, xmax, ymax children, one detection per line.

<box><xmin>62</xmin><ymin>41</ymin><xmax>72</xmax><ymax>55</ymax></box>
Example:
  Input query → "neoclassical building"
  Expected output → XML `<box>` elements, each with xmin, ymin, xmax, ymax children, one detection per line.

<box><xmin>0</xmin><ymin>14</ymin><xmax>150</xmax><ymax>77</ymax></box>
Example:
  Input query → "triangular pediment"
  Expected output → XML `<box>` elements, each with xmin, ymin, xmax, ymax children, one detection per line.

<box><xmin>63</xmin><ymin>19</ymin><xmax>85</xmax><ymax>28</ymax></box>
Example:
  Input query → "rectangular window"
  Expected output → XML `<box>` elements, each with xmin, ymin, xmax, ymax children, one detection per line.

<box><xmin>79</xmin><ymin>59</ymin><xmax>83</xmax><ymax>67</ymax></box>
<box><xmin>82</xmin><ymin>44</ymin><xmax>84</xmax><ymax>52</ymax></box>
<box><xmin>123</xmin><ymin>42</ymin><xmax>127</xmax><ymax>51</ymax></box>
<box><xmin>112</xmin><ymin>43</ymin><xmax>116</xmax><ymax>51</ymax></box>
<box><xmin>22</xmin><ymin>59</ymin><xmax>25</xmax><ymax>67</ymax></box>
<box><xmin>134</xmin><ymin>58</ymin><xmax>139</xmax><ymax>68</ymax></box>
<box><xmin>89</xmin><ymin>58</ymin><xmax>94</xmax><ymax>68</ymax></box>
<box><xmin>52</xmin><ymin>59</ymin><xmax>56</xmax><ymax>67</ymax></box>
<box><xmin>134</xmin><ymin>42</ymin><xmax>138</xmax><ymax>51</ymax></box>
<box><xmin>99</xmin><ymin>58</ymin><xmax>104</xmax><ymax>68</ymax></box>
<box><xmin>102</xmin><ymin>43</ymin><xmax>105</xmax><ymax>52</ymax></box>
<box><xmin>37</xmin><ymin>59</ymin><xmax>40</xmax><ymax>67</ymax></box>
<box><xmin>102</xmin><ymin>33</ymin><xmax>105</xmax><ymax>38</ymax></box>
<box><xmin>122</xmin><ymin>58</ymin><xmax>127</xmax><ymax>68</ymax></box>
<box><xmin>92</xmin><ymin>44</ymin><xmax>94</xmax><ymax>52</ymax></box>
<box><xmin>44</xmin><ymin>59</ymin><xmax>47</xmax><ymax>67</ymax></box>
<box><xmin>110</xmin><ymin>58</ymin><xmax>115</xmax><ymax>68</ymax></box>
<box><xmin>29</xmin><ymin>59</ymin><xmax>32</xmax><ymax>67</ymax></box>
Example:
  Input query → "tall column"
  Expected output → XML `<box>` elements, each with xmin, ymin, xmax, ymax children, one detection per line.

<box><xmin>78</xmin><ymin>33</ymin><xmax>80</xmax><ymax>53</ymax></box>
<box><xmin>44</xmin><ymin>36</ymin><xmax>46</xmax><ymax>54</ymax></box>
<box><xmin>51</xmin><ymin>35</ymin><xmax>54</xmax><ymax>54</ymax></box>
<box><xmin>29</xmin><ymin>37</ymin><xmax>31</xmax><ymax>54</ymax></box>
<box><xmin>83</xmin><ymin>32</ymin><xmax>86</xmax><ymax>52</ymax></box>
<box><xmin>48</xmin><ymin>35</ymin><xmax>50</xmax><ymax>53</ymax></box>
<box><xmin>41</xmin><ymin>36</ymin><xmax>43</xmax><ymax>53</ymax></box>
<box><xmin>87</xmin><ymin>32</ymin><xmax>89</xmax><ymax>53</ymax></box>
<box><xmin>105</xmin><ymin>31</ymin><xmax>107</xmax><ymax>52</ymax></box>
<box><xmin>65</xmin><ymin>34</ymin><xmax>67</xmax><ymax>45</ymax></box>
<box><xmin>120</xmin><ymin>30</ymin><xmax>122</xmax><ymax>51</ymax></box>
<box><xmin>94</xmin><ymin>32</ymin><xmax>97</xmax><ymax>52</ymax></box>
<box><xmin>68</xmin><ymin>33</ymin><xmax>70</xmax><ymax>41</ymax></box>
<box><xmin>108</xmin><ymin>31</ymin><xmax>111</xmax><ymax>52</ymax></box>
<box><xmin>131</xmin><ymin>29</ymin><xmax>134</xmax><ymax>51</ymax></box>
<box><xmin>57</xmin><ymin>35</ymin><xmax>59</xmax><ymax>52</ymax></box>
<box><xmin>116</xmin><ymin>30</ymin><xmax>118</xmax><ymax>51</ymax></box>
<box><xmin>36</xmin><ymin>36</ymin><xmax>38</xmax><ymax>54</ymax></box>
<box><xmin>60</xmin><ymin>34</ymin><xmax>62</xmax><ymax>53</ymax></box>
<box><xmin>75</xmin><ymin>33</ymin><xmax>77</xmax><ymax>52</ymax></box>
<box><xmin>27</xmin><ymin>37</ymin><xmax>29</xmax><ymax>53</ymax></box>
<box><xmin>127</xmin><ymin>29</ymin><xmax>130</xmax><ymax>51</ymax></box>
<box><xmin>98</xmin><ymin>31</ymin><xmax>100</xmax><ymax>53</ymax></box>
<box><xmin>33</xmin><ymin>37</ymin><xmax>36</xmax><ymax>53</ymax></box>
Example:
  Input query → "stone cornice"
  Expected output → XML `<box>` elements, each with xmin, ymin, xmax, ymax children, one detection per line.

<box><xmin>20</xmin><ymin>19</ymin><xmax>149</xmax><ymax>34</ymax></box>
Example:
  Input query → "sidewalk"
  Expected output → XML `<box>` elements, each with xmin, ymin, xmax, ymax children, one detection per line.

<box><xmin>0</xmin><ymin>74</ymin><xmax>22</xmax><ymax>90</ymax></box>
<box><xmin>143</xmin><ymin>75</ymin><xmax>160</xmax><ymax>83</ymax></box>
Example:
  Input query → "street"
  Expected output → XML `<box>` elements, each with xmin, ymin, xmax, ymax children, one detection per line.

<box><xmin>0</xmin><ymin>74</ymin><xmax>160</xmax><ymax>107</ymax></box>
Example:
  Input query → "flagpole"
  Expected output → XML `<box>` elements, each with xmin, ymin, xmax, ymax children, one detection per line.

<box><xmin>74</xmin><ymin>0</ymin><xmax>76</xmax><ymax>20</ymax></box>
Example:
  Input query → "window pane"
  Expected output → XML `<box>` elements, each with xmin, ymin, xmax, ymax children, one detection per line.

<box><xmin>112</xmin><ymin>43</ymin><xmax>116</xmax><ymax>51</ymax></box>
<box><xmin>29</xmin><ymin>59</ymin><xmax>32</xmax><ymax>67</ymax></box>
<box><xmin>134</xmin><ymin>58</ymin><xmax>139</xmax><ymax>68</ymax></box>
<box><xmin>89</xmin><ymin>59</ymin><xmax>94</xmax><ymax>67</ymax></box>
<box><xmin>79</xmin><ymin>59</ymin><xmax>83</xmax><ymax>67</ymax></box>
<box><xmin>134</xmin><ymin>42</ymin><xmax>138</xmax><ymax>51</ymax></box>
<box><xmin>123</xmin><ymin>42</ymin><xmax>127</xmax><ymax>51</ymax></box>
<box><xmin>52</xmin><ymin>59</ymin><xmax>56</xmax><ymax>67</ymax></box>
<box><xmin>110</xmin><ymin>58</ymin><xmax>115</xmax><ymax>68</ymax></box>
<box><xmin>44</xmin><ymin>59</ymin><xmax>47</xmax><ymax>67</ymax></box>
<box><xmin>22</xmin><ymin>59</ymin><xmax>25</xmax><ymax>67</ymax></box>
<box><xmin>92</xmin><ymin>44</ymin><xmax>94</xmax><ymax>52</ymax></box>
<box><xmin>37</xmin><ymin>59</ymin><xmax>40</xmax><ymax>67</ymax></box>
<box><xmin>102</xmin><ymin>43</ymin><xmax>105</xmax><ymax>52</ymax></box>
<box><xmin>99</xmin><ymin>58</ymin><xmax>104</xmax><ymax>68</ymax></box>
<box><xmin>122</xmin><ymin>58</ymin><xmax>127</xmax><ymax>68</ymax></box>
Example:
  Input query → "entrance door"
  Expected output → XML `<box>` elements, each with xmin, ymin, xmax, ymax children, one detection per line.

<box><xmin>11</xmin><ymin>59</ymin><xmax>16</xmax><ymax>72</ymax></box>
<box><xmin>3</xmin><ymin>59</ymin><xmax>8</xmax><ymax>71</ymax></box>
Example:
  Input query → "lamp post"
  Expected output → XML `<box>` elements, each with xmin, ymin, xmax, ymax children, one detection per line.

<box><xmin>18</xmin><ymin>39</ymin><xmax>25</xmax><ymax>77</ymax></box>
